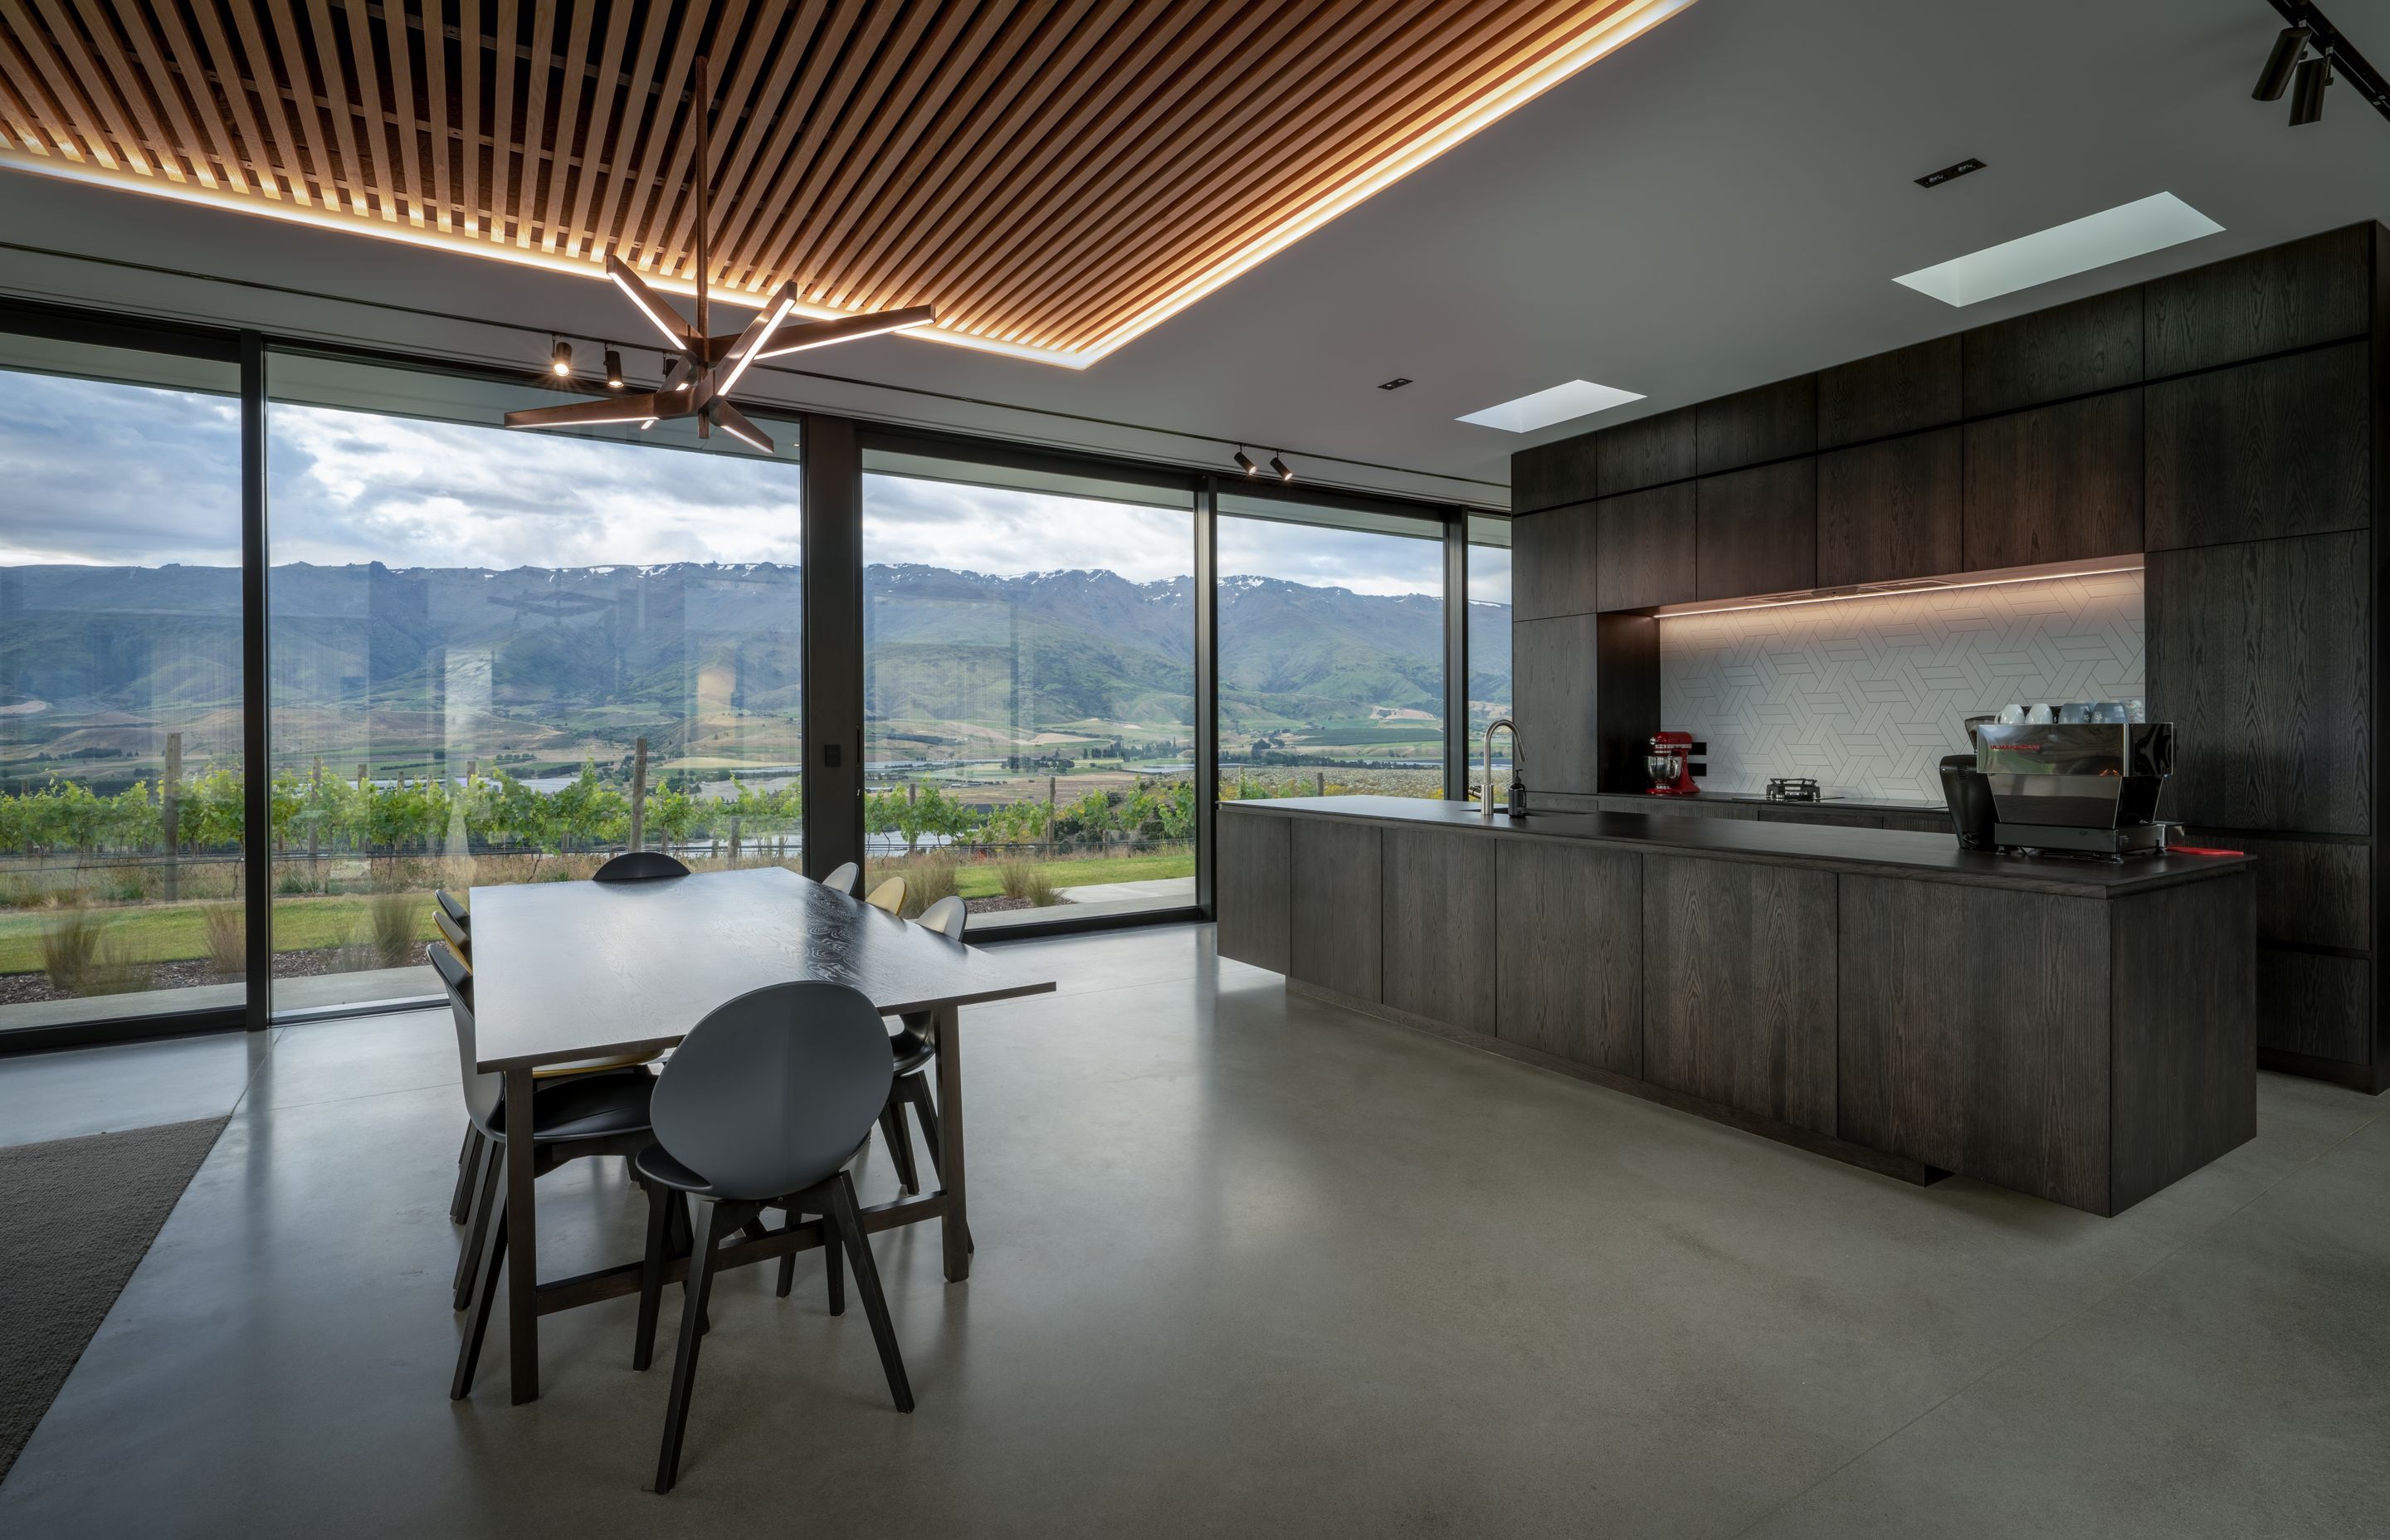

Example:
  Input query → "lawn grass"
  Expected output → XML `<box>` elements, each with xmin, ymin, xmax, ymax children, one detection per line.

<box><xmin>0</xmin><ymin>850</ymin><xmax>1198</xmax><ymax>973</ymax></box>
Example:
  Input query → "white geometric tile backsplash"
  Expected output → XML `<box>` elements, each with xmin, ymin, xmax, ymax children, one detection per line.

<box><xmin>1659</xmin><ymin>570</ymin><xmax>2144</xmax><ymax>804</ymax></box>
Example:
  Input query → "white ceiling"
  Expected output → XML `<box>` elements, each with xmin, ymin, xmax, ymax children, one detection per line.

<box><xmin>0</xmin><ymin>0</ymin><xmax>2383</xmax><ymax>509</ymax></box>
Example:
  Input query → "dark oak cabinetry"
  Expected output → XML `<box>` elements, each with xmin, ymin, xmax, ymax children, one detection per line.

<box><xmin>1506</xmin><ymin>222</ymin><xmax>2388</xmax><ymax>1090</ymax></box>
<box><xmin>1510</xmin><ymin>500</ymin><xmax>1601</xmax><ymax>620</ymax></box>
<box><xmin>1595</xmin><ymin>484</ymin><xmax>1695</xmax><ymax>610</ymax></box>
<box><xmin>1495</xmin><ymin>839</ymin><xmax>1641</xmax><ymax>1072</ymax></box>
<box><xmin>1509</xmin><ymin>433</ymin><xmax>1600</xmax><ymax>515</ymax></box>
<box><xmin>2145</xmin><ymin>342</ymin><xmax>2369</xmax><ymax>549</ymax></box>
<box><xmin>1696</xmin><ymin>461</ymin><xmax>1816</xmax><ymax>598</ymax></box>
<box><xmin>1961</xmin><ymin>391</ymin><xmax>2143</xmax><ymax>568</ymax></box>
<box><xmin>1817</xmin><ymin>426</ymin><xmax>1960</xmax><ymax>585</ymax></box>
<box><xmin>1697</xmin><ymin>376</ymin><xmax>1816</xmax><ymax>475</ymax></box>
<box><xmin>1961</xmin><ymin>286</ymin><xmax>2144</xmax><ymax>418</ymax></box>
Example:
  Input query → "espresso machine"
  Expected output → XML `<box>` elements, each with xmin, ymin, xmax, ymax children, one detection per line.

<box><xmin>1942</xmin><ymin>721</ymin><xmax>2177</xmax><ymax>858</ymax></box>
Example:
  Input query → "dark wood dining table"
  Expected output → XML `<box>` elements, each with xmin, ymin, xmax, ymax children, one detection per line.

<box><xmin>467</xmin><ymin>865</ymin><xmax>1056</xmax><ymax>1404</ymax></box>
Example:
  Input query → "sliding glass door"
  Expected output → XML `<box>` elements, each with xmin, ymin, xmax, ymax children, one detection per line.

<box><xmin>1466</xmin><ymin>514</ymin><xmax>1514</xmax><ymax>797</ymax></box>
<box><xmin>0</xmin><ymin>330</ymin><xmax>246</xmax><ymax>1036</ymax></box>
<box><xmin>264</xmin><ymin>350</ymin><xmax>804</xmax><ymax>1013</ymax></box>
<box><xmin>861</xmin><ymin>442</ymin><xmax>1197</xmax><ymax>929</ymax></box>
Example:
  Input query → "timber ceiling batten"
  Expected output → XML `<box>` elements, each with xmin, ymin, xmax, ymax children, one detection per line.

<box><xmin>0</xmin><ymin>0</ymin><xmax>1696</xmax><ymax>366</ymax></box>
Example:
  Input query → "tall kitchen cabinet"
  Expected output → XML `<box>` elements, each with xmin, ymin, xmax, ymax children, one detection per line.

<box><xmin>1505</xmin><ymin>222</ymin><xmax>2390</xmax><ymax>1091</ymax></box>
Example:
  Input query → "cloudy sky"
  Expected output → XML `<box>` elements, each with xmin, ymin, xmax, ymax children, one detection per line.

<box><xmin>0</xmin><ymin>371</ymin><xmax>1508</xmax><ymax>601</ymax></box>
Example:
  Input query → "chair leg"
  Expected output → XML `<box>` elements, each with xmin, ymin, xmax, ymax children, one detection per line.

<box><xmin>878</xmin><ymin>1103</ymin><xmax>919</xmax><ymax>1195</ymax></box>
<box><xmin>654</xmin><ymin>1198</ymin><xmax>747</xmax><ymax>1494</ymax></box>
<box><xmin>826</xmin><ymin>1171</ymin><xmax>911</xmax><ymax>1414</ymax></box>
<box><xmin>633</xmin><ymin>1181</ymin><xmax>673</xmax><ymax>1371</ymax></box>
<box><xmin>451</xmin><ymin>1186</ymin><xmax>508</xmax><ymax>1400</ymax></box>
<box><xmin>819</xmin><ymin>1202</ymin><xmax>846</xmax><ymax>1317</ymax></box>
<box><xmin>452</xmin><ymin>1137</ymin><xmax>502</xmax><ymax>1310</ymax></box>
<box><xmin>774</xmin><ymin>1203</ymin><xmax>799</xmax><ymax>1299</ymax></box>
<box><xmin>449</xmin><ymin>1125</ymin><xmax>482</xmax><ymax>1223</ymax></box>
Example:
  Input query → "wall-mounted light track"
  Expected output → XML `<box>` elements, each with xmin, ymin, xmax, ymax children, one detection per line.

<box><xmin>1270</xmin><ymin>454</ymin><xmax>1295</xmax><ymax>482</ymax></box>
<box><xmin>2256</xmin><ymin>2</ymin><xmax>2390</xmax><ymax>127</ymax></box>
<box><xmin>1233</xmin><ymin>448</ymin><xmax>1261</xmax><ymax>477</ymax></box>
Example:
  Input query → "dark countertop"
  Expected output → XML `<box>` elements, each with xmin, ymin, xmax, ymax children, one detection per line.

<box><xmin>1222</xmin><ymin>796</ymin><xmax>2254</xmax><ymax>899</ymax></box>
<box><xmin>1610</xmin><ymin>788</ymin><xmax>1948</xmax><ymax>816</ymax></box>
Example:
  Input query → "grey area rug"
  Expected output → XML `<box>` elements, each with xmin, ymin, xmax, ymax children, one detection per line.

<box><xmin>0</xmin><ymin>1115</ymin><xmax>228</xmax><ymax>1482</ymax></box>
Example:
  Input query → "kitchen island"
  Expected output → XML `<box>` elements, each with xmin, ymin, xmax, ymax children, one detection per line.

<box><xmin>1217</xmin><ymin>797</ymin><xmax>2257</xmax><ymax>1215</ymax></box>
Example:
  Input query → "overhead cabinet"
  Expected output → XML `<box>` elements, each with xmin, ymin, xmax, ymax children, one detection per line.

<box><xmin>1962</xmin><ymin>286</ymin><xmax>2144</xmax><ymax>417</ymax></box>
<box><xmin>1596</xmin><ymin>406</ymin><xmax>1696</xmax><ymax>496</ymax></box>
<box><xmin>1595</xmin><ymin>484</ymin><xmax>1696</xmax><ymax>610</ymax></box>
<box><xmin>1695</xmin><ymin>460</ymin><xmax>1816</xmax><ymax>600</ymax></box>
<box><xmin>1696</xmin><ymin>376</ymin><xmax>1816</xmax><ymax>475</ymax></box>
<box><xmin>1816</xmin><ymin>426</ymin><xmax>1961</xmax><ymax>586</ymax></box>
<box><xmin>2144</xmin><ymin>342</ymin><xmax>2370</xmax><ymax>550</ymax></box>
<box><xmin>1960</xmin><ymin>391</ymin><xmax>2144</xmax><ymax>569</ymax></box>
<box><xmin>1510</xmin><ymin>500</ymin><xmax>1601</xmax><ymax>620</ymax></box>
<box><xmin>1817</xmin><ymin>336</ymin><xmax>1961</xmax><ymax>449</ymax></box>
<box><xmin>2144</xmin><ymin>225</ymin><xmax>2373</xmax><ymax>377</ymax></box>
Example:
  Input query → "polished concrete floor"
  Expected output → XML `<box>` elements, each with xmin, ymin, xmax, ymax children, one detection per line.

<box><xmin>0</xmin><ymin>924</ymin><xmax>2384</xmax><ymax>1538</ymax></box>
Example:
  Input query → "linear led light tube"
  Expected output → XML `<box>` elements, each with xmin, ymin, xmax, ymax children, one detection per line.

<box><xmin>754</xmin><ymin>305</ymin><xmax>938</xmax><ymax>358</ymax></box>
<box><xmin>1655</xmin><ymin>564</ymin><xmax>2145</xmax><ymax>620</ymax></box>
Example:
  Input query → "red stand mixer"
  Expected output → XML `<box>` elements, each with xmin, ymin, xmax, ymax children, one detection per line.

<box><xmin>1645</xmin><ymin>731</ymin><xmax>1700</xmax><ymax>796</ymax></box>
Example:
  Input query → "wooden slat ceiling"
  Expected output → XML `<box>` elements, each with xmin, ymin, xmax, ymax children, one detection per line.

<box><xmin>0</xmin><ymin>0</ymin><xmax>1693</xmax><ymax>366</ymax></box>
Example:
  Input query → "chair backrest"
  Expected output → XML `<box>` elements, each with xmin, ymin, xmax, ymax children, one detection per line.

<box><xmin>863</xmin><ymin>875</ymin><xmax>905</xmax><ymax>914</ymax></box>
<box><xmin>435</xmin><ymin>906</ymin><xmax>471</xmax><ymax>964</ymax></box>
<box><xmin>648</xmin><ymin>982</ymin><xmax>895</xmax><ymax>1200</ymax></box>
<box><xmin>916</xmin><ymin>894</ymin><xmax>968</xmax><ymax>939</ymax></box>
<box><xmin>593</xmin><ymin>850</ymin><xmax>690</xmax><ymax>882</ymax></box>
<box><xmin>432</xmin><ymin>943</ymin><xmax>501</xmax><ymax>1130</ymax></box>
<box><xmin>435</xmin><ymin>888</ymin><xmax>469</xmax><ymax>929</ymax></box>
<box><xmin>822</xmin><ymin>861</ymin><xmax>860</xmax><ymax>896</ymax></box>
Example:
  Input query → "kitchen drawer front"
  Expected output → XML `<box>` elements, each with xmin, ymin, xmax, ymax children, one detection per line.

<box><xmin>2254</xmin><ymin>948</ymin><xmax>2368</xmax><ymax>1065</ymax></box>
<box><xmin>1289</xmin><ymin>819</ymin><xmax>1381</xmax><ymax>1002</ymax></box>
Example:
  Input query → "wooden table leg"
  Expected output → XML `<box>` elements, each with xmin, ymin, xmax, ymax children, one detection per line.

<box><xmin>503</xmin><ymin>1065</ymin><xmax>541</xmax><ymax>1403</ymax></box>
<box><xmin>933</xmin><ymin>1005</ymin><xmax>970</xmax><ymax>1281</ymax></box>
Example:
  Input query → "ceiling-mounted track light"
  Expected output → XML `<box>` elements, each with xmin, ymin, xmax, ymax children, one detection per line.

<box><xmin>1270</xmin><ymin>454</ymin><xmax>1294</xmax><ymax>482</ymax></box>
<box><xmin>603</xmin><ymin>348</ymin><xmax>624</xmax><ymax>389</ymax></box>
<box><xmin>1233</xmin><ymin>447</ymin><xmax>1260</xmax><ymax>476</ymax></box>
<box><xmin>549</xmin><ymin>340</ymin><xmax>573</xmax><ymax>378</ymax></box>
<box><xmin>2290</xmin><ymin>52</ymin><xmax>2333</xmax><ymax>124</ymax></box>
<box><xmin>2253</xmin><ymin>26</ymin><xmax>2311</xmax><ymax>100</ymax></box>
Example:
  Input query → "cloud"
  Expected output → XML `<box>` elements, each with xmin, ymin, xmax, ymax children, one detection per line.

<box><xmin>1</xmin><ymin>369</ymin><xmax>1473</xmax><ymax>600</ymax></box>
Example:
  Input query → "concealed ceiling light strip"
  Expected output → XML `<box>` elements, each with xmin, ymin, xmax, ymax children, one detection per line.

<box><xmin>1656</xmin><ymin>565</ymin><xmax>2147</xmax><ymax>620</ymax></box>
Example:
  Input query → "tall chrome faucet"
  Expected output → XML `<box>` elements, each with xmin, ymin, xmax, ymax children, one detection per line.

<box><xmin>1481</xmin><ymin>718</ymin><xmax>1519</xmax><ymax>819</ymax></box>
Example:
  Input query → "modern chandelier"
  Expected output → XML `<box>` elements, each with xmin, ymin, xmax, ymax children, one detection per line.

<box><xmin>504</xmin><ymin>56</ymin><xmax>935</xmax><ymax>453</ymax></box>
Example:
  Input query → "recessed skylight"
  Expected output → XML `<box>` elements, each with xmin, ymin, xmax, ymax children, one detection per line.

<box><xmin>1459</xmin><ymin>379</ymin><xmax>1646</xmax><ymax>434</ymax></box>
<box><xmin>1895</xmin><ymin>192</ymin><xmax>2222</xmax><ymax>307</ymax></box>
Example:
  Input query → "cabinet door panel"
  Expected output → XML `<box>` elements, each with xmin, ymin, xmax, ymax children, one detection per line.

<box><xmin>1838</xmin><ymin>877</ymin><xmax>2111</xmax><ymax>1211</ymax></box>
<box><xmin>1511</xmin><ymin>501</ymin><xmax>1601</xmax><ymax>621</ymax></box>
<box><xmin>1595</xmin><ymin>484</ymin><xmax>1696</xmax><ymax>610</ymax></box>
<box><xmin>1697</xmin><ymin>460</ymin><xmax>1817</xmax><ymax>600</ymax></box>
<box><xmin>2174</xmin><ymin>832</ymin><xmax>2368</xmax><ymax>950</ymax></box>
<box><xmin>1496</xmin><ymin>839</ymin><xmax>1641</xmax><ymax>1072</ymax></box>
<box><xmin>1216</xmin><ymin>811</ymin><xmax>1290</xmax><ymax>972</ymax></box>
<box><xmin>1597</xmin><ymin>407</ymin><xmax>1696</xmax><ymax>495</ymax></box>
<box><xmin>2145</xmin><ymin>226</ymin><xmax>2372</xmax><ymax>377</ymax></box>
<box><xmin>1818</xmin><ymin>336</ymin><xmax>1961</xmax><ymax>448</ymax></box>
<box><xmin>2255</xmin><ymin>948</ymin><xmax>2368</xmax><ymax>1065</ymax></box>
<box><xmin>1511</xmin><ymin>433</ymin><xmax>1600</xmax><ymax>514</ymax></box>
<box><xmin>1961</xmin><ymin>392</ymin><xmax>2143</xmax><ymax>569</ymax></box>
<box><xmin>1514</xmin><ymin>613</ymin><xmax>1600</xmax><ymax>793</ymax></box>
<box><xmin>1817</xmin><ymin>426</ymin><xmax>1961</xmax><ymax>586</ymax></box>
<box><xmin>1963</xmin><ymin>286</ymin><xmax>2144</xmax><ymax>417</ymax></box>
<box><xmin>1643</xmin><ymin>855</ymin><xmax>1838</xmax><ymax>1133</ymax></box>
<box><xmin>2148</xmin><ymin>533</ymin><xmax>2369</xmax><ymax>835</ymax></box>
<box><xmin>1697</xmin><ymin>376</ymin><xmax>1817</xmax><ymax>475</ymax></box>
<box><xmin>2145</xmin><ymin>342</ymin><xmax>2369</xmax><ymax>550</ymax></box>
<box><xmin>1290</xmin><ymin>820</ymin><xmax>1380</xmax><ymax>1001</ymax></box>
<box><xmin>1381</xmin><ymin>828</ymin><xmax>1497</xmax><ymax>1032</ymax></box>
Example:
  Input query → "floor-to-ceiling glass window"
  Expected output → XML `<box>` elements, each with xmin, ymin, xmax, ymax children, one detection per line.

<box><xmin>1217</xmin><ymin>492</ymin><xmax>1446</xmax><ymax>800</ymax></box>
<box><xmin>1466</xmin><ymin>514</ymin><xmax>1513</xmax><ymax>796</ymax></box>
<box><xmin>861</xmin><ymin>443</ymin><xmax>1196</xmax><ymax>929</ymax></box>
<box><xmin>266</xmin><ymin>351</ymin><xmax>803</xmax><ymax>1012</ymax></box>
<box><xmin>0</xmin><ymin>331</ymin><xmax>246</xmax><ymax>1036</ymax></box>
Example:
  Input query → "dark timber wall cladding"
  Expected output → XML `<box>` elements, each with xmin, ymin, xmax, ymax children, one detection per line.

<box><xmin>1505</xmin><ymin>222</ymin><xmax>2389</xmax><ymax>1090</ymax></box>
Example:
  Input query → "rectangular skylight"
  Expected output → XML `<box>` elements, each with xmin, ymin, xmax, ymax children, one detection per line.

<box><xmin>1459</xmin><ymin>379</ymin><xmax>1646</xmax><ymax>433</ymax></box>
<box><xmin>1895</xmin><ymin>192</ymin><xmax>2222</xmax><ymax>307</ymax></box>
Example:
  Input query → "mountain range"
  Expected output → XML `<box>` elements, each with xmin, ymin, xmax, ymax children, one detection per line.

<box><xmin>0</xmin><ymin>563</ymin><xmax>1511</xmax><ymax>773</ymax></box>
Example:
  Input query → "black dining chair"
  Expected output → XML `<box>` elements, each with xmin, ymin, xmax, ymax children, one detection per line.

<box><xmin>630</xmin><ymin>981</ymin><xmax>913</xmax><ymax>1494</ymax></box>
<box><xmin>876</xmin><ymin>896</ymin><xmax>965</xmax><ymax>1222</ymax></box>
<box><xmin>595</xmin><ymin>850</ymin><xmax>691</xmax><ymax>881</ymax></box>
<box><xmin>434</xmin><ymin>943</ymin><xmax>659</xmax><ymax>1400</ymax></box>
<box><xmin>436</xmin><ymin>887</ymin><xmax>470</xmax><ymax>931</ymax></box>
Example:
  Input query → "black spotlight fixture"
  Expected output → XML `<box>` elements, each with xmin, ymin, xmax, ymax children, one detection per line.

<box><xmin>2253</xmin><ymin>25</ymin><xmax>2310</xmax><ymax>100</ymax></box>
<box><xmin>603</xmin><ymin>348</ymin><xmax>625</xmax><ymax>389</ymax></box>
<box><xmin>1270</xmin><ymin>453</ymin><xmax>1294</xmax><ymax>482</ymax></box>
<box><xmin>2290</xmin><ymin>51</ymin><xmax>2333</xmax><ymax>124</ymax></box>
<box><xmin>549</xmin><ymin>339</ymin><xmax>573</xmax><ymax>378</ymax></box>
<box><xmin>1233</xmin><ymin>446</ymin><xmax>1260</xmax><ymax>476</ymax></box>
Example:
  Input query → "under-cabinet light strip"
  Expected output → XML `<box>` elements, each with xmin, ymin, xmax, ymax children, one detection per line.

<box><xmin>1656</xmin><ymin>564</ymin><xmax>2145</xmax><ymax>620</ymax></box>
